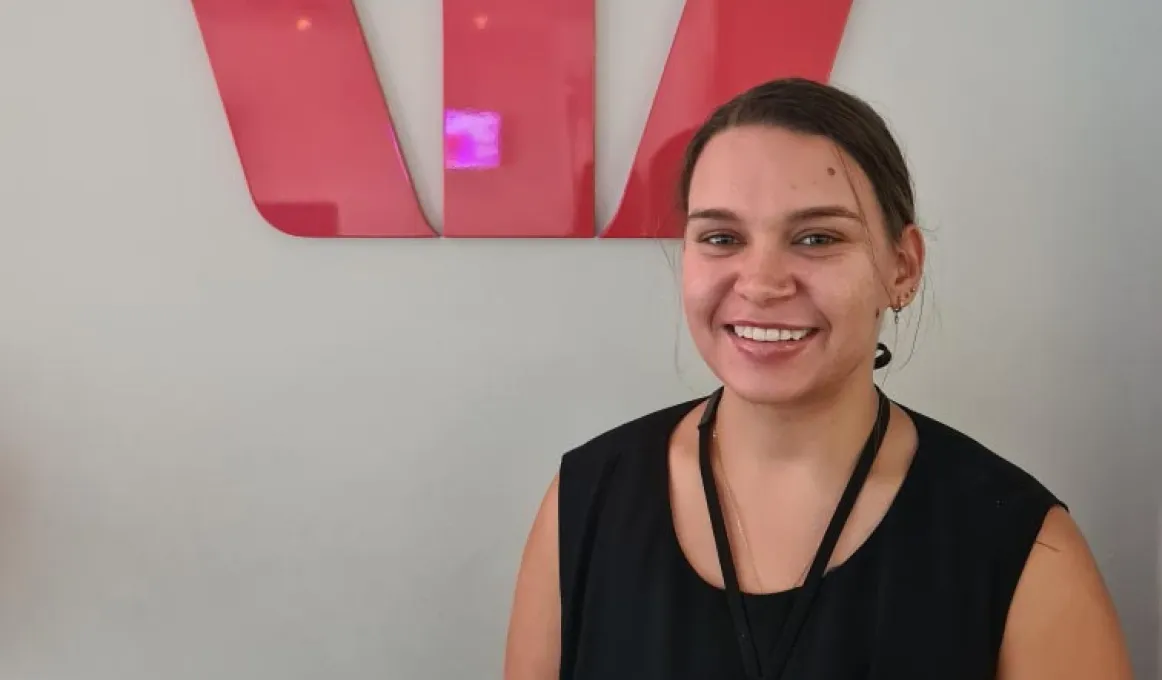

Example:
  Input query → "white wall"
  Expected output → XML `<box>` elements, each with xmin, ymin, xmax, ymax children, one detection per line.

<box><xmin>0</xmin><ymin>0</ymin><xmax>1157</xmax><ymax>677</ymax></box>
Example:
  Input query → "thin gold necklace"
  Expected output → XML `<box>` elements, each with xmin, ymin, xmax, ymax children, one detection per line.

<box><xmin>712</xmin><ymin>429</ymin><xmax>813</xmax><ymax>592</ymax></box>
<box><xmin>712</xmin><ymin>446</ymin><xmax>765</xmax><ymax>592</ymax></box>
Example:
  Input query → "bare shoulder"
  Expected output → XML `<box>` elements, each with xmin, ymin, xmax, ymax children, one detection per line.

<box><xmin>997</xmin><ymin>506</ymin><xmax>1133</xmax><ymax>679</ymax></box>
<box><xmin>503</xmin><ymin>474</ymin><xmax>561</xmax><ymax>680</ymax></box>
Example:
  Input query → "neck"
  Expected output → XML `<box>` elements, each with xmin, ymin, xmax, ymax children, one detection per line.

<box><xmin>713</xmin><ymin>375</ymin><xmax>882</xmax><ymax>480</ymax></box>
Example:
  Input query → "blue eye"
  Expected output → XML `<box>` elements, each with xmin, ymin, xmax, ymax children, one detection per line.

<box><xmin>797</xmin><ymin>233</ymin><xmax>837</xmax><ymax>247</ymax></box>
<box><xmin>703</xmin><ymin>233</ymin><xmax>741</xmax><ymax>247</ymax></box>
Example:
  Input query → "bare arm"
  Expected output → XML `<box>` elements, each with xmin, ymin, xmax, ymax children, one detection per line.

<box><xmin>503</xmin><ymin>474</ymin><xmax>561</xmax><ymax>680</ymax></box>
<box><xmin>997</xmin><ymin>506</ymin><xmax>1133</xmax><ymax>679</ymax></box>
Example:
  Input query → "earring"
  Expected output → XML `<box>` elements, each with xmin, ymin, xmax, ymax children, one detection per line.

<box><xmin>892</xmin><ymin>285</ymin><xmax>918</xmax><ymax>325</ymax></box>
<box><xmin>874</xmin><ymin>342</ymin><xmax>892</xmax><ymax>369</ymax></box>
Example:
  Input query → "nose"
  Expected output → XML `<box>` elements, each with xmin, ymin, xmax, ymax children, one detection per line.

<box><xmin>734</xmin><ymin>242</ymin><xmax>796</xmax><ymax>305</ymax></box>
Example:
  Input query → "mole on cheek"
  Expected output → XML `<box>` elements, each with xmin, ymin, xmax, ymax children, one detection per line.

<box><xmin>827</xmin><ymin>167</ymin><xmax>836</xmax><ymax>176</ymax></box>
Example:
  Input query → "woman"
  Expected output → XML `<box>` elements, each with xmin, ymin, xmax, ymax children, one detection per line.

<box><xmin>504</xmin><ymin>78</ymin><xmax>1132</xmax><ymax>679</ymax></box>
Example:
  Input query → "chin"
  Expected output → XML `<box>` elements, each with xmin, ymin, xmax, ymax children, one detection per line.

<box><xmin>715</xmin><ymin>369</ymin><xmax>819</xmax><ymax>407</ymax></box>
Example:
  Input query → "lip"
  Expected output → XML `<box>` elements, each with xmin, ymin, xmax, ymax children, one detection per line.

<box><xmin>724</xmin><ymin>324</ymin><xmax>819</xmax><ymax>363</ymax></box>
<box><xmin>725</xmin><ymin>320</ymin><xmax>817</xmax><ymax>330</ymax></box>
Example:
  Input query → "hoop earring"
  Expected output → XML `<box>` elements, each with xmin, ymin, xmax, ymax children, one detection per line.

<box><xmin>879</xmin><ymin>285</ymin><xmax>917</xmax><ymax>370</ymax></box>
<box><xmin>874</xmin><ymin>342</ymin><xmax>892</xmax><ymax>369</ymax></box>
<box><xmin>892</xmin><ymin>285</ymin><xmax>918</xmax><ymax>326</ymax></box>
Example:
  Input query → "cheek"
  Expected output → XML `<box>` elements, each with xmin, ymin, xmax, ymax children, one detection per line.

<box><xmin>680</xmin><ymin>255</ymin><xmax>727</xmax><ymax>325</ymax></box>
<box><xmin>807</xmin><ymin>258</ymin><xmax>883</xmax><ymax>326</ymax></box>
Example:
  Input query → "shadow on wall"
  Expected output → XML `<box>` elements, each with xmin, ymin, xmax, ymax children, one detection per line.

<box><xmin>1103</xmin><ymin>406</ymin><xmax>1162</xmax><ymax>679</ymax></box>
<box><xmin>1025</xmin><ymin>325</ymin><xmax>1161</xmax><ymax>677</ymax></box>
<box><xmin>0</xmin><ymin>435</ymin><xmax>29</xmax><ymax>651</ymax></box>
<box><xmin>1102</xmin><ymin>441</ymin><xmax>1161</xmax><ymax>679</ymax></box>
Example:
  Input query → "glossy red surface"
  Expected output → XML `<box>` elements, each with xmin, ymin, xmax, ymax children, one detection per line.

<box><xmin>191</xmin><ymin>0</ymin><xmax>434</xmax><ymax>237</ymax></box>
<box><xmin>603</xmin><ymin>0</ymin><xmax>854</xmax><ymax>238</ymax></box>
<box><xmin>443</xmin><ymin>0</ymin><xmax>594</xmax><ymax>237</ymax></box>
<box><xmin>191</xmin><ymin>0</ymin><xmax>851</xmax><ymax>238</ymax></box>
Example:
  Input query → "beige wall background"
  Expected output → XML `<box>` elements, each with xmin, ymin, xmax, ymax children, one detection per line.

<box><xmin>0</xmin><ymin>0</ymin><xmax>1158</xmax><ymax>677</ymax></box>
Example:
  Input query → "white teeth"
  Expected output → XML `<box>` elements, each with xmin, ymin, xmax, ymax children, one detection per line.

<box><xmin>731</xmin><ymin>326</ymin><xmax>812</xmax><ymax>342</ymax></box>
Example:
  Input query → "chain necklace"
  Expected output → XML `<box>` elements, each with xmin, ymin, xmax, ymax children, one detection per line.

<box><xmin>711</xmin><ymin>429</ymin><xmax>813</xmax><ymax>593</ymax></box>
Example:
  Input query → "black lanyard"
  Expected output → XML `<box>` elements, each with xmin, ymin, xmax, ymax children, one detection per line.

<box><xmin>697</xmin><ymin>387</ymin><xmax>891</xmax><ymax>680</ymax></box>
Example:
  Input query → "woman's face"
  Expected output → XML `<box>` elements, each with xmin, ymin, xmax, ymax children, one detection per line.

<box><xmin>681</xmin><ymin>125</ymin><xmax>923</xmax><ymax>406</ymax></box>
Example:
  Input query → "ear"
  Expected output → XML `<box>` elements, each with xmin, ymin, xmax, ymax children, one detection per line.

<box><xmin>892</xmin><ymin>224</ymin><xmax>925</xmax><ymax>308</ymax></box>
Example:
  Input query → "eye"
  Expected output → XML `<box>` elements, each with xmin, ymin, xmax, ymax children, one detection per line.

<box><xmin>700</xmin><ymin>232</ymin><xmax>743</xmax><ymax>247</ymax></box>
<box><xmin>795</xmin><ymin>232</ymin><xmax>839</xmax><ymax>247</ymax></box>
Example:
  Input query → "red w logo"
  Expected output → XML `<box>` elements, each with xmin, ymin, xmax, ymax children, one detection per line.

<box><xmin>190</xmin><ymin>0</ymin><xmax>852</xmax><ymax>238</ymax></box>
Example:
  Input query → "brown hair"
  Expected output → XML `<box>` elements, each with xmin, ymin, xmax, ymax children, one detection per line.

<box><xmin>678</xmin><ymin>78</ymin><xmax>916</xmax><ymax>243</ymax></box>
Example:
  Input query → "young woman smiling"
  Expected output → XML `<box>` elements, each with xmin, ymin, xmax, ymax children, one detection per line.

<box><xmin>504</xmin><ymin>78</ymin><xmax>1132</xmax><ymax>680</ymax></box>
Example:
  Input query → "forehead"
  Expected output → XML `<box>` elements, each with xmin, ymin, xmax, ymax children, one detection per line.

<box><xmin>687</xmin><ymin>125</ymin><xmax>876</xmax><ymax>220</ymax></box>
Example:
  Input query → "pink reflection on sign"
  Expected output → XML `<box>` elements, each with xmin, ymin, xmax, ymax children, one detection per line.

<box><xmin>444</xmin><ymin>109</ymin><xmax>501</xmax><ymax>169</ymax></box>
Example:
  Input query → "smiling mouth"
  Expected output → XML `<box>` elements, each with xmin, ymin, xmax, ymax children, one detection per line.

<box><xmin>728</xmin><ymin>325</ymin><xmax>818</xmax><ymax>343</ymax></box>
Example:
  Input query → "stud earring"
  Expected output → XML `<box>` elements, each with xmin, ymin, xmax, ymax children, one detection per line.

<box><xmin>892</xmin><ymin>286</ymin><xmax>917</xmax><ymax>326</ymax></box>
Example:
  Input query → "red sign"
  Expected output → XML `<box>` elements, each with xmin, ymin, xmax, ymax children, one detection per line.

<box><xmin>190</xmin><ymin>0</ymin><xmax>852</xmax><ymax>238</ymax></box>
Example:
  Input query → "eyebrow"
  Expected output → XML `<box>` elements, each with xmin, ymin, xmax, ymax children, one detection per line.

<box><xmin>686</xmin><ymin>208</ymin><xmax>742</xmax><ymax>223</ymax></box>
<box><xmin>686</xmin><ymin>205</ymin><xmax>863</xmax><ymax>224</ymax></box>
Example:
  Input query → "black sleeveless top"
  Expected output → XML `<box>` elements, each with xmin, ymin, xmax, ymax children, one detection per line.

<box><xmin>557</xmin><ymin>395</ymin><xmax>1062</xmax><ymax>680</ymax></box>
